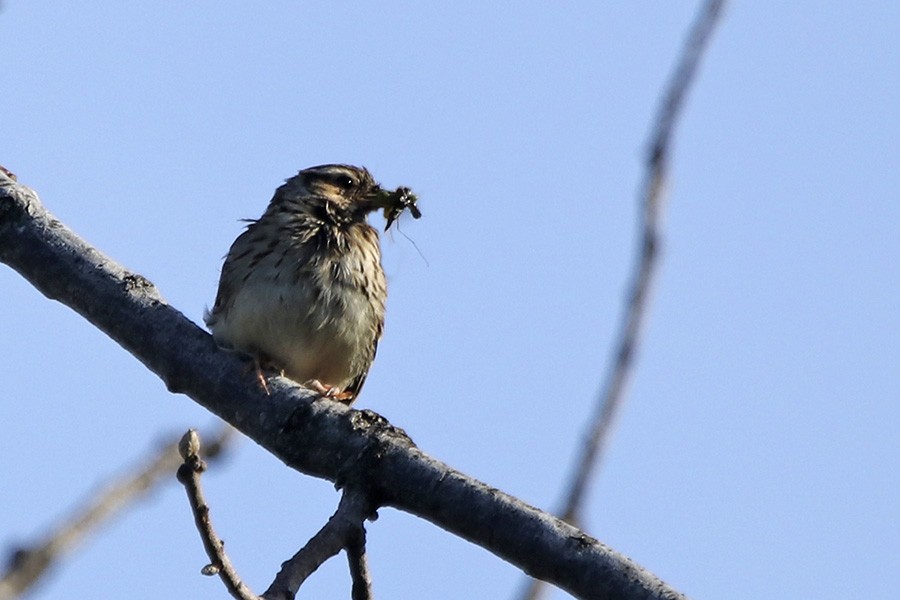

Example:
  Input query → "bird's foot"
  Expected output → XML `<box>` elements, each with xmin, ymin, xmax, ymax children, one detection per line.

<box><xmin>303</xmin><ymin>379</ymin><xmax>354</xmax><ymax>403</ymax></box>
<box><xmin>239</xmin><ymin>357</ymin><xmax>270</xmax><ymax>395</ymax></box>
<box><xmin>237</xmin><ymin>353</ymin><xmax>282</xmax><ymax>396</ymax></box>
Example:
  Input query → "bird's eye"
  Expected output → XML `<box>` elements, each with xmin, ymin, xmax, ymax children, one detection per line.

<box><xmin>333</xmin><ymin>174</ymin><xmax>356</xmax><ymax>190</ymax></box>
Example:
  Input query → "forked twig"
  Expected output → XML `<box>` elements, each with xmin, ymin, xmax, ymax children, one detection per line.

<box><xmin>262</xmin><ymin>490</ymin><xmax>373</xmax><ymax>600</ymax></box>
<box><xmin>176</xmin><ymin>429</ymin><xmax>374</xmax><ymax>600</ymax></box>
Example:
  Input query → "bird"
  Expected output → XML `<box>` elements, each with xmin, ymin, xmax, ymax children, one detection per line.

<box><xmin>205</xmin><ymin>164</ymin><xmax>418</xmax><ymax>402</ymax></box>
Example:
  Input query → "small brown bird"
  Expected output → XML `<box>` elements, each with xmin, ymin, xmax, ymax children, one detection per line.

<box><xmin>205</xmin><ymin>164</ymin><xmax>419</xmax><ymax>402</ymax></box>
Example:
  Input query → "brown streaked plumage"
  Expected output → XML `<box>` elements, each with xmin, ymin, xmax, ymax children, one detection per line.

<box><xmin>205</xmin><ymin>164</ymin><xmax>413</xmax><ymax>402</ymax></box>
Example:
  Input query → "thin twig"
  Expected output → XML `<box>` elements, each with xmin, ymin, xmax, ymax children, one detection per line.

<box><xmin>516</xmin><ymin>1</ymin><xmax>727</xmax><ymax>599</ymax></box>
<box><xmin>177</xmin><ymin>430</ymin><xmax>374</xmax><ymax>600</ymax></box>
<box><xmin>262</xmin><ymin>490</ymin><xmax>372</xmax><ymax>600</ymax></box>
<box><xmin>566</xmin><ymin>0</ymin><xmax>727</xmax><ymax>526</ymax></box>
<box><xmin>177</xmin><ymin>430</ymin><xmax>259</xmax><ymax>600</ymax></box>
<box><xmin>346</xmin><ymin>525</ymin><xmax>373</xmax><ymax>600</ymax></box>
<box><xmin>0</xmin><ymin>426</ymin><xmax>233</xmax><ymax>600</ymax></box>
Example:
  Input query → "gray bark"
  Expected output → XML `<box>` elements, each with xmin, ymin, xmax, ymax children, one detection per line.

<box><xmin>0</xmin><ymin>172</ymin><xmax>686</xmax><ymax>600</ymax></box>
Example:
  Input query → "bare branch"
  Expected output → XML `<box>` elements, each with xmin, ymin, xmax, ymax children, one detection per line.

<box><xmin>177</xmin><ymin>430</ymin><xmax>258</xmax><ymax>600</ymax></box>
<box><xmin>177</xmin><ymin>430</ymin><xmax>373</xmax><ymax>600</ymax></box>
<box><xmin>563</xmin><ymin>0</ymin><xmax>726</xmax><ymax>525</ymax></box>
<box><xmin>346</xmin><ymin>527</ymin><xmax>373</xmax><ymax>600</ymax></box>
<box><xmin>0</xmin><ymin>426</ymin><xmax>234</xmax><ymax>600</ymax></box>
<box><xmin>262</xmin><ymin>490</ymin><xmax>372</xmax><ymax>600</ymax></box>
<box><xmin>517</xmin><ymin>2</ymin><xmax>727</xmax><ymax>599</ymax></box>
<box><xmin>0</xmin><ymin>170</ymin><xmax>686</xmax><ymax>600</ymax></box>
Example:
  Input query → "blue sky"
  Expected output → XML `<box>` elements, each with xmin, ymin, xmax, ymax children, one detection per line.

<box><xmin>2</xmin><ymin>3</ymin><xmax>898</xmax><ymax>599</ymax></box>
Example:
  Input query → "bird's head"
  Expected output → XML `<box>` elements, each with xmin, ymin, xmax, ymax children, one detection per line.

<box><xmin>275</xmin><ymin>164</ymin><xmax>376</xmax><ymax>222</ymax></box>
<box><xmin>274</xmin><ymin>164</ymin><xmax>420</xmax><ymax>228</ymax></box>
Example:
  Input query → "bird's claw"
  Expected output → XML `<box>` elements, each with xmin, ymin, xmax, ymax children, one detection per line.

<box><xmin>303</xmin><ymin>379</ymin><xmax>354</xmax><ymax>403</ymax></box>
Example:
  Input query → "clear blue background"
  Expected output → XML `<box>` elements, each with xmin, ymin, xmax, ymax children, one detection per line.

<box><xmin>2</xmin><ymin>3</ymin><xmax>898</xmax><ymax>599</ymax></box>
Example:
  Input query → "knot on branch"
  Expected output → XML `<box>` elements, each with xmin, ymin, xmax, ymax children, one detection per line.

<box><xmin>122</xmin><ymin>273</ymin><xmax>155</xmax><ymax>294</ymax></box>
<box><xmin>333</xmin><ymin>409</ymin><xmax>415</xmax><ymax>503</ymax></box>
<box><xmin>0</xmin><ymin>172</ymin><xmax>28</xmax><ymax>231</ymax></box>
<box><xmin>348</xmin><ymin>409</ymin><xmax>414</xmax><ymax>447</ymax></box>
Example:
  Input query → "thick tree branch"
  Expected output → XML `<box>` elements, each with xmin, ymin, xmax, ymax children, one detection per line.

<box><xmin>0</xmin><ymin>171</ymin><xmax>685</xmax><ymax>600</ymax></box>
<box><xmin>0</xmin><ymin>426</ymin><xmax>233</xmax><ymax>600</ymax></box>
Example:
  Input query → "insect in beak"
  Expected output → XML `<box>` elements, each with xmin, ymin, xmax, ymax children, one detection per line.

<box><xmin>374</xmin><ymin>186</ymin><xmax>422</xmax><ymax>231</ymax></box>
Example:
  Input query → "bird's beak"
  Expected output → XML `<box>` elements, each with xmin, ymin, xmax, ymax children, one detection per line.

<box><xmin>366</xmin><ymin>186</ymin><xmax>395</xmax><ymax>210</ymax></box>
